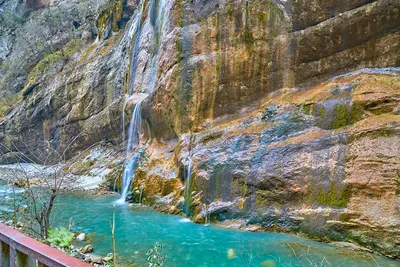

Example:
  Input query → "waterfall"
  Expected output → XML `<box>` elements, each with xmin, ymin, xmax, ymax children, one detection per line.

<box><xmin>118</xmin><ymin>151</ymin><xmax>141</xmax><ymax>203</ymax></box>
<box><xmin>118</xmin><ymin>0</ymin><xmax>167</xmax><ymax>203</ymax></box>
<box><xmin>139</xmin><ymin>183</ymin><xmax>145</xmax><ymax>204</ymax></box>
<box><xmin>118</xmin><ymin>101</ymin><xmax>143</xmax><ymax>203</ymax></box>
<box><xmin>204</xmin><ymin>204</ymin><xmax>210</xmax><ymax>226</ymax></box>
<box><xmin>122</xmin><ymin>100</ymin><xmax>127</xmax><ymax>145</ymax></box>
<box><xmin>126</xmin><ymin>101</ymin><xmax>142</xmax><ymax>155</ymax></box>
<box><xmin>184</xmin><ymin>157</ymin><xmax>193</xmax><ymax>215</ymax></box>
<box><xmin>128</xmin><ymin>18</ymin><xmax>143</xmax><ymax>95</ymax></box>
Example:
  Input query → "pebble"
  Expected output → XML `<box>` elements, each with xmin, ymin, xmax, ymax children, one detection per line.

<box><xmin>76</xmin><ymin>233</ymin><xmax>86</xmax><ymax>241</ymax></box>
<box><xmin>80</xmin><ymin>244</ymin><xmax>93</xmax><ymax>254</ymax></box>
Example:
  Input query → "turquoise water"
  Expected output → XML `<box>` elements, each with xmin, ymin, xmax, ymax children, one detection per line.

<box><xmin>53</xmin><ymin>193</ymin><xmax>400</xmax><ymax>267</ymax></box>
<box><xmin>1</xmin><ymin>182</ymin><xmax>399</xmax><ymax>267</ymax></box>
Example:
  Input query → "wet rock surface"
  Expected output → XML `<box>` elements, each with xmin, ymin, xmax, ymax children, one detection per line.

<box><xmin>136</xmin><ymin>70</ymin><xmax>400</xmax><ymax>258</ymax></box>
<box><xmin>0</xmin><ymin>0</ymin><xmax>399</xmax><ymax>259</ymax></box>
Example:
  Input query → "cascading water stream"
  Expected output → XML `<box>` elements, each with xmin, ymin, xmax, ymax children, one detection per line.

<box><xmin>118</xmin><ymin>101</ymin><xmax>143</xmax><ymax>203</ymax></box>
<box><xmin>203</xmin><ymin>204</ymin><xmax>210</xmax><ymax>226</ymax></box>
<box><xmin>128</xmin><ymin>13</ymin><xmax>143</xmax><ymax>95</ymax></box>
<box><xmin>119</xmin><ymin>150</ymin><xmax>141</xmax><ymax>203</ymax></box>
<box><xmin>118</xmin><ymin>0</ymin><xmax>167</xmax><ymax>203</ymax></box>
<box><xmin>126</xmin><ymin>101</ymin><xmax>142</xmax><ymax>155</ymax></box>
<box><xmin>184</xmin><ymin>157</ymin><xmax>193</xmax><ymax>215</ymax></box>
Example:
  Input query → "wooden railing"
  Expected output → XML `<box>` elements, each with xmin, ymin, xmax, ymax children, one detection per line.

<box><xmin>0</xmin><ymin>223</ymin><xmax>91</xmax><ymax>267</ymax></box>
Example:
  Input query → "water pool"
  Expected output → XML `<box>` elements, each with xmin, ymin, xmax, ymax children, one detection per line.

<box><xmin>53</xmin><ymin>193</ymin><xmax>400</xmax><ymax>267</ymax></box>
<box><xmin>1</xmin><ymin>182</ymin><xmax>399</xmax><ymax>267</ymax></box>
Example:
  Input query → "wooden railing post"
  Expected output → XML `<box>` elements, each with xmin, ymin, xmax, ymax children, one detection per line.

<box><xmin>0</xmin><ymin>223</ymin><xmax>91</xmax><ymax>267</ymax></box>
<box><xmin>16</xmin><ymin>250</ymin><xmax>37</xmax><ymax>267</ymax></box>
<box><xmin>1</xmin><ymin>241</ymin><xmax>10</xmax><ymax>267</ymax></box>
<box><xmin>9</xmin><ymin>244</ymin><xmax>16</xmax><ymax>267</ymax></box>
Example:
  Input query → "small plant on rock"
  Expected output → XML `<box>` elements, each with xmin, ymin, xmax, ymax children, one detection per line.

<box><xmin>47</xmin><ymin>227</ymin><xmax>74</xmax><ymax>248</ymax></box>
<box><xmin>146</xmin><ymin>243</ymin><xmax>167</xmax><ymax>267</ymax></box>
<box><xmin>104</xmin><ymin>253</ymin><xmax>115</xmax><ymax>267</ymax></box>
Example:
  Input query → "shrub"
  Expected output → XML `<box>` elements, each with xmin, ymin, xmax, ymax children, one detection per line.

<box><xmin>146</xmin><ymin>243</ymin><xmax>167</xmax><ymax>267</ymax></box>
<box><xmin>47</xmin><ymin>227</ymin><xmax>74</xmax><ymax>248</ymax></box>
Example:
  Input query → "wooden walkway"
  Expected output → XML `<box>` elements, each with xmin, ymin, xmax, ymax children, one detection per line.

<box><xmin>0</xmin><ymin>223</ymin><xmax>91</xmax><ymax>267</ymax></box>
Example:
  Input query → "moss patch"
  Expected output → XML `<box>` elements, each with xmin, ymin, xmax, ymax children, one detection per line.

<box><xmin>349</xmin><ymin>101</ymin><xmax>364</xmax><ymax>123</ymax></box>
<box><xmin>97</xmin><ymin>6</ymin><xmax>112</xmax><ymax>40</ymax></box>
<box><xmin>175</xmin><ymin>0</ymin><xmax>185</xmax><ymax>28</ymax></box>
<box><xmin>258</xmin><ymin>11</ymin><xmax>267</xmax><ymax>25</ymax></box>
<box><xmin>301</xmin><ymin>103</ymin><xmax>314</xmax><ymax>115</ymax></box>
<box><xmin>332</xmin><ymin>104</ymin><xmax>348</xmax><ymax>129</ymax></box>
<box><xmin>22</xmin><ymin>39</ymin><xmax>82</xmax><ymax>96</ymax></box>
<box><xmin>112</xmin><ymin>0</ymin><xmax>124</xmax><ymax>32</ymax></box>
<box><xmin>69</xmin><ymin>159</ymin><xmax>95</xmax><ymax>175</ymax></box>
<box><xmin>316</xmin><ymin>101</ymin><xmax>364</xmax><ymax>130</ymax></box>
<box><xmin>315</xmin><ymin>180</ymin><xmax>350</xmax><ymax>208</ymax></box>
<box><xmin>0</xmin><ymin>93</ymin><xmax>22</xmax><ymax>120</ymax></box>
<box><xmin>227</xmin><ymin>3</ymin><xmax>233</xmax><ymax>17</ymax></box>
<box><xmin>241</xmin><ymin>2</ymin><xmax>254</xmax><ymax>53</ymax></box>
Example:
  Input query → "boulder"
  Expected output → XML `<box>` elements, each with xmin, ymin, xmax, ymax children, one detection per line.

<box><xmin>80</xmin><ymin>244</ymin><xmax>93</xmax><ymax>254</ymax></box>
<box><xmin>76</xmin><ymin>233</ymin><xmax>85</xmax><ymax>241</ymax></box>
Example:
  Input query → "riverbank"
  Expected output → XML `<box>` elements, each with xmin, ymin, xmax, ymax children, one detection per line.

<box><xmin>1</xmin><ymin>179</ymin><xmax>399</xmax><ymax>266</ymax></box>
<box><xmin>2</xmin><ymin>158</ymin><xmax>400</xmax><ymax>265</ymax></box>
<box><xmin>0</xmin><ymin>143</ymin><xmax>124</xmax><ymax>192</ymax></box>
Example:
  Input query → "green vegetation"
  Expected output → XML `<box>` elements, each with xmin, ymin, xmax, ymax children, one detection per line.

<box><xmin>332</xmin><ymin>104</ymin><xmax>348</xmax><ymax>129</ymax></box>
<box><xmin>104</xmin><ymin>253</ymin><xmax>115</xmax><ymax>267</ymax></box>
<box><xmin>307</xmin><ymin>177</ymin><xmax>351</xmax><ymax>208</ymax></box>
<box><xmin>255</xmin><ymin>191</ymin><xmax>264</xmax><ymax>205</ymax></box>
<box><xmin>301</xmin><ymin>103</ymin><xmax>314</xmax><ymax>115</ymax></box>
<box><xmin>216</xmin><ymin>12</ymin><xmax>221</xmax><ymax>49</ymax></box>
<box><xmin>316</xmin><ymin>180</ymin><xmax>350</xmax><ymax>208</ymax></box>
<box><xmin>349</xmin><ymin>101</ymin><xmax>364</xmax><ymax>123</ymax></box>
<box><xmin>47</xmin><ymin>228</ymin><xmax>74</xmax><ymax>248</ymax></box>
<box><xmin>23</xmin><ymin>39</ymin><xmax>82</xmax><ymax>96</ymax></box>
<box><xmin>147</xmin><ymin>243</ymin><xmax>167</xmax><ymax>267</ymax></box>
<box><xmin>216</xmin><ymin>52</ymin><xmax>222</xmax><ymax>74</ymax></box>
<box><xmin>112</xmin><ymin>0</ymin><xmax>124</xmax><ymax>32</ymax></box>
<box><xmin>97</xmin><ymin>0</ymin><xmax>124</xmax><ymax>38</ymax></box>
<box><xmin>70</xmin><ymin>159</ymin><xmax>95</xmax><ymax>175</ymax></box>
<box><xmin>258</xmin><ymin>11</ymin><xmax>267</xmax><ymax>24</ymax></box>
<box><xmin>175</xmin><ymin>37</ymin><xmax>183</xmax><ymax>63</ymax></box>
<box><xmin>241</xmin><ymin>183</ymin><xmax>248</xmax><ymax>197</ymax></box>
<box><xmin>339</xmin><ymin>213</ymin><xmax>352</xmax><ymax>222</ymax></box>
<box><xmin>227</xmin><ymin>3</ymin><xmax>233</xmax><ymax>17</ymax></box>
<box><xmin>175</xmin><ymin>0</ymin><xmax>185</xmax><ymax>28</ymax></box>
<box><xmin>316</xmin><ymin>101</ymin><xmax>364</xmax><ymax>130</ymax></box>
<box><xmin>241</xmin><ymin>2</ymin><xmax>255</xmax><ymax>53</ymax></box>
<box><xmin>0</xmin><ymin>92</ymin><xmax>22</xmax><ymax>120</ymax></box>
<box><xmin>97</xmin><ymin>6</ymin><xmax>112</xmax><ymax>40</ymax></box>
<box><xmin>241</xmin><ymin>28</ymin><xmax>254</xmax><ymax>52</ymax></box>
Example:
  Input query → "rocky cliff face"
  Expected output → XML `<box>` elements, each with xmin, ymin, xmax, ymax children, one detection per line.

<box><xmin>0</xmin><ymin>0</ymin><xmax>399</xmax><ymax>258</ymax></box>
<box><xmin>136</xmin><ymin>70</ymin><xmax>400</xmax><ymax>258</ymax></box>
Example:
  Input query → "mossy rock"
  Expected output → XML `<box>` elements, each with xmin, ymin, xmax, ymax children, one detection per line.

<box><xmin>175</xmin><ymin>0</ymin><xmax>185</xmax><ymax>28</ymax></box>
<box><xmin>309</xmin><ymin>179</ymin><xmax>351</xmax><ymax>208</ymax></box>
<box><xmin>112</xmin><ymin>0</ymin><xmax>124</xmax><ymax>32</ymax></box>
<box><xmin>0</xmin><ymin>92</ymin><xmax>22</xmax><ymax>120</ymax></box>
<box><xmin>97</xmin><ymin>6</ymin><xmax>112</xmax><ymax>40</ymax></box>
<box><xmin>106</xmin><ymin>164</ymin><xmax>124</xmax><ymax>191</ymax></box>
<box><xmin>22</xmin><ymin>39</ymin><xmax>82</xmax><ymax>97</ymax></box>
<box><xmin>316</xmin><ymin>101</ymin><xmax>364</xmax><ymax>130</ymax></box>
<box><xmin>69</xmin><ymin>159</ymin><xmax>95</xmax><ymax>175</ymax></box>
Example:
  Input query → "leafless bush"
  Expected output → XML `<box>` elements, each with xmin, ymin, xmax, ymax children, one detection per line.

<box><xmin>0</xmin><ymin>136</ymin><xmax>84</xmax><ymax>240</ymax></box>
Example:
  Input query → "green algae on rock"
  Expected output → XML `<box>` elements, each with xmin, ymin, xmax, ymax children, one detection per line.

<box><xmin>0</xmin><ymin>0</ymin><xmax>400</xmax><ymax>261</ymax></box>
